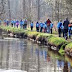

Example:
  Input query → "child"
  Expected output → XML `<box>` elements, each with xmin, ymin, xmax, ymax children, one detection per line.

<box><xmin>20</xmin><ymin>20</ymin><xmax>23</xmax><ymax>29</ymax></box>
<box><xmin>57</xmin><ymin>20</ymin><xmax>62</xmax><ymax>37</ymax></box>
<box><xmin>16</xmin><ymin>20</ymin><xmax>19</xmax><ymax>28</ymax></box>
<box><xmin>36</xmin><ymin>22</ymin><xmax>39</xmax><ymax>32</ymax></box>
<box><xmin>40</xmin><ymin>22</ymin><xmax>44</xmax><ymax>32</ymax></box>
<box><xmin>43</xmin><ymin>22</ymin><xmax>47</xmax><ymax>33</ymax></box>
<box><xmin>11</xmin><ymin>20</ymin><xmax>14</xmax><ymax>27</ymax></box>
<box><xmin>50</xmin><ymin>23</ymin><xmax>53</xmax><ymax>34</ymax></box>
<box><xmin>30</xmin><ymin>22</ymin><xmax>33</xmax><ymax>31</ymax></box>
<box><xmin>68</xmin><ymin>22</ymin><xmax>72</xmax><ymax>38</ymax></box>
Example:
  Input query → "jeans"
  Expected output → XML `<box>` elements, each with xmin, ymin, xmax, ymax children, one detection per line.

<box><xmin>47</xmin><ymin>26</ymin><xmax>50</xmax><ymax>33</ymax></box>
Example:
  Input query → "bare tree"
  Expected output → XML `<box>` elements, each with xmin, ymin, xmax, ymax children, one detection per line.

<box><xmin>8</xmin><ymin>0</ymin><xmax>11</xmax><ymax>20</ymax></box>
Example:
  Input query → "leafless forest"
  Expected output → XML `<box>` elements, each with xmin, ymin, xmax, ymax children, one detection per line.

<box><xmin>0</xmin><ymin>0</ymin><xmax>72</xmax><ymax>22</ymax></box>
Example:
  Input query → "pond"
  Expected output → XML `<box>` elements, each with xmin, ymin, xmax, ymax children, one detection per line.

<box><xmin>0</xmin><ymin>38</ymin><xmax>72</xmax><ymax>72</ymax></box>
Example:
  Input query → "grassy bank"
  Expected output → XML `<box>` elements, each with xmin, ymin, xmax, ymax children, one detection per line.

<box><xmin>0</xmin><ymin>25</ymin><xmax>71</xmax><ymax>55</ymax></box>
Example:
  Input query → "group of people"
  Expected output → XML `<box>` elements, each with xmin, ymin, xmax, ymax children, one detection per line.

<box><xmin>57</xmin><ymin>18</ymin><xmax>72</xmax><ymax>40</ymax></box>
<box><xmin>4</xmin><ymin>19</ymin><xmax>27</xmax><ymax>29</ymax></box>
<box><xmin>1</xmin><ymin>18</ymin><xmax>72</xmax><ymax>40</ymax></box>
<box><xmin>30</xmin><ymin>19</ymin><xmax>53</xmax><ymax>34</ymax></box>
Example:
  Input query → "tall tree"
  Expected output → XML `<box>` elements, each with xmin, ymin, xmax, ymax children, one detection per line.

<box><xmin>8</xmin><ymin>0</ymin><xmax>11</xmax><ymax>20</ymax></box>
<box><xmin>23</xmin><ymin>0</ymin><xmax>26</xmax><ymax>18</ymax></box>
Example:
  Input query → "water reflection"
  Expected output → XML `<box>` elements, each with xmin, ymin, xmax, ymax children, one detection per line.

<box><xmin>0</xmin><ymin>38</ymin><xmax>72</xmax><ymax>72</ymax></box>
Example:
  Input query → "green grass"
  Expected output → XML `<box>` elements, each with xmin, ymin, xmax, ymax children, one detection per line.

<box><xmin>65</xmin><ymin>42</ymin><xmax>72</xmax><ymax>49</ymax></box>
<box><xmin>59</xmin><ymin>42</ymin><xmax>68</xmax><ymax>55</ymax></box>
<box><xmin>48</xmin><ymin>36</ymin><xmax>66</xmax><ymax>46</ymax></box>
<box><xmin>0</xmin><ymin>25</ymin><xmax>27</xmax><ymax>33</ymax></box>
<box><xmin>0</xmin><ymin>25</ymin><xmax>68</xmax><ymax>51</ymax></box>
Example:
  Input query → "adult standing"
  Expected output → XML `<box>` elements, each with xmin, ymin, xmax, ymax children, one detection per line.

<box><xmin>63</xmin><ymin>18</ymin><xmax>69</xmax><ymax>40</ymax></box>
<box><xmin>46</xmin><ymin>19</ymin><xmax>51</xmax><ymax>33</ymax></box>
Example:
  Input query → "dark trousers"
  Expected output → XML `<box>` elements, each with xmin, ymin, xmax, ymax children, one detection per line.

<box><xmin>64</xmin><ymin>29</ymin><xmax>68</xmax><ymax>39</ymax></box>
<box><xmin>11</xmin><ymin>23</ymin><xmax>13</xmax><ymax>27</ymax></box>
<box><xmin>36</xmin><ymin>27</ymin><xmax>39</xmax><ymax>32</ymax></box>
<box><xmin>40</xmin><ymin>27</ymin><xmax>43</xmax><ymax>32</ymax></box>
<box><xmin>58</xmin><ymin>28</ymin><xmax>61</xmax><ymax>37</ymax></box>
<box><xmin>62</xmin><ymin>29</ymin><xmax>64</xmax><ymax>37</ymax></box>
<box><xmin>31</xmin><ymin>26</ymin><xmax>33</xmax><ymax>31</ymax></box>
<box><xmin>51</xmin><ymin>29</ymin><xmax>52</xmax><ymax>34</ymax></box>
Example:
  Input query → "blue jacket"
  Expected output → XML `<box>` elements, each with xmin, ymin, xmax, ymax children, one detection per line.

<box><xmin>30</xmin><ymin>23</ymin><xmax>33</xmax><ymax>27</ymax></box>
<box><xmin>40</xmin><ymin>23</ymin><xmax>44</xmax><ymax>27</ymax></box>
<box><xmin>50</xmin><ymin>23</ymin><xmax>53</xmax><ymax>29</ymax></box>
<box><xmin>20</xmin><ymin>21</ymin><xmax>24</xmax><ymax>25</ymax></box>
<box><xmin>4</xmin><ymin>20</ymin><xmax>7</xmax><ymax>23</ymax></box>
<box><xmin>11</xmin><ymin>20</ymin><xmax>14</xmax><ymax>24</ymax></box>
<box><xmin>44</xmin><ymin>23</ymin><xmax>47</xmax><ymax>28</ymax></box>
<box><xmin>0</xmin><ymin>20</ymin><xmax>1</xmax><ymax>23</ymax></box>
<box><xmin>68</xmin><ymin>26</ymin><xmax>72</xmax><ymax>30</ymax></box>
<box><xmin>57</xmin><ymin>22</ymin><xmax>62</xmax><ymax>29</ymax></box>
<box><xmin>14</xmin><ymin>21</ymin><xmax>16</xmax><ymax>24</ymax></box>
<box><xmin>61</xmin><ymin>25</ymin><xmax>64</xmax><ymax>29</ymax></box>
<box><xmin>36</xmin><ymin>23</ymin><xmax>39</xmax><ymax>27</ymax></box>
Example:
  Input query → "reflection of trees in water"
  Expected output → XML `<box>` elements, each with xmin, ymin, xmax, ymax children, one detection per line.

<box><xmin>6</xmin><ymin>41</ymin><xmax>10</xmax><ymax>69</ymax></box>
<box><xmin>63</xmin><ymin>61</ymin><xmax>68</xmax><ymax>72</ymax></box>
<box><xmin>0</xmin><ymin>41</ymin><xmax>3</xmax><ymax>69</ymax></box>
<box><xmin>0</xmin><ymin>40</ymin><xmax>10</xmax><ymax>69</ymax></box>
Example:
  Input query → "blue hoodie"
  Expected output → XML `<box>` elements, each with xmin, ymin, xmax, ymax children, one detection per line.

<box><xmin>20</xmin><ymin>20</ymin><xmax>24</xmax><ymax>25</ymax></box>
<box><xmin>50</xmin><ymin>23</ymin><xmax>53</xmax><ymax>29</ymax></box>
<box><xmin>11</xmin><ymin>20</ymin><xmax>14</xmax><ymax>24</ymax></box>
<box><xmin>36</xmin><ymin>22</ymin><xmax>39</xmax><ymax>27</ymax></box>
<box><xmin>14</xmin><ymin>20</ymin><xmax>16</xmax><ymax>24</ymax></box>
<box><xmin>44</xmin><ymin>23</ymin><xmax>47</xmax><ymax>28</ymax></box>
<box><xmin>40</xmin><ymin>23</ymin><xmax>44</xmax><ymax>27</ymax></box>
<box><xmin>57</xmin><ymin>22</ymin><xmax>62</xmax><ymax>29</ymax></box>
<box><xmin>30</xmin><ymin>22</ymin><xmax>33</xmax><ymax>27</ymax></box>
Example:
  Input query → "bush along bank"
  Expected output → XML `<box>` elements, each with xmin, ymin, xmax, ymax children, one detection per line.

<box><xmin>0</xmin><ymin>25</ymin><xmax>71</xmax><ymax>56</ymax></box>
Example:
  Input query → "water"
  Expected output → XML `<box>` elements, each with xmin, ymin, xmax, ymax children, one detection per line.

<box><xmin>0</xmin><ymin>38</ymin><xmax>72</xmax><ymax>72</ymax></box>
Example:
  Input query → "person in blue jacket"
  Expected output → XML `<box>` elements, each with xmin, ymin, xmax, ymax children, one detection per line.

<box><xmin>30</xmin><ymin>22</ymin><xmax>33</xmax><ymax>31</ymax></box>
<box><xmin>36</xmin><ymin>22</ymin><xmax>39</xmax><ymax>32</ymax></box>
<box><xmin>20</xmin><ymin>19</ymin><xmax>23</xmax><ymax>29</ymax></box>
<box><xmin>68</xmin><ymin>22</ymin><xmax>72</xmax><ymax>39</ymax></box>
<box><xmin>43</xmin><ymin>22</ymin><xmax>47</xmax><ymax>33</ymax></box>
<box><xmin>61</xmin><ymin>24</ymin><xmax>64</xmax><ymax>37</ymax></box>
<box><xmin>11</xmin><ymin>20</ymin><xmax>14</xmax><ymax>27</ymax></box>
<box><xmin>40</xmin><ymin>22</ymin><xmax>44</xmax><ymax>32</ymax></box>
<box><xmin>57</xmin><ymin>20</ymin><xmax>62</xmax><ymax>37</ymax></box>
<box><xmin>13</xmin><ymin>19</ymin><xmax>16</xmax><ymax>27</ymax></box>
<box><xmin>6</xmin><ymin>19</ymin><xmax>9</xmax><ymax>26</ymax></box>
<box><xmin>50</xmin><ymin>23</ymin><xmax>53</xmax><ymax>34</ymax></box>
